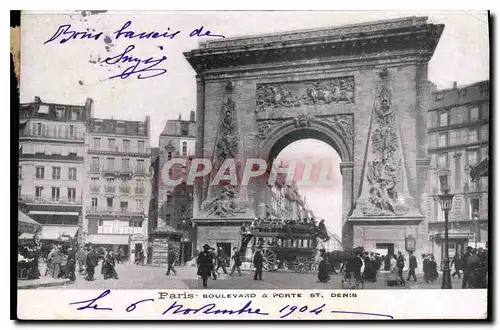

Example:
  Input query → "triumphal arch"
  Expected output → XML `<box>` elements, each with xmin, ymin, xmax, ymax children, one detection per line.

<box><xmin>184</xmin><ymin>17</ymin><xmax>444</xmax><ymax>256</ymax></box>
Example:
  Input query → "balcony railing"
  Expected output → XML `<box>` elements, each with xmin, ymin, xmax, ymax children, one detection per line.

<box><xmin>87</xmin><ymin>147</ymin><xmax>151</xmax><ymax>156</ymax></box>
<box><xmin>104</xmin><ymin>186</ymin><xmax>116</xmax><ymax>193</ymax></box>
<box><xmin>135</xmin><ymin>187</ymin><xmax>145</xmax><ymax>195</ymax></box>
<box><xmin>86</xmin><ymin>207</ymin><xmax>145</xmax><ymax>217</ymax></box>
<box><xmin>20</xmin><ymin>194</ymin><xmax>82</xmax><ymax>205</ymax></box>
<box><xmin>119</xmin><ymin>186</ymin><xmax>131</xmax><ymax>194</ymax></box>
<box><xmin>20</xmin><ymin>128</ymin><xmax>85</xmax><ymax>141</ymax></box>
<box><xmin>135</xmin><ymin>167</ymin><xmax>146</xmax><ymax>175</ymax></box>
<box><xmin>90</xmin><ymin>185</ymin><xmax>100</xmax><ymax>193</ymax></box>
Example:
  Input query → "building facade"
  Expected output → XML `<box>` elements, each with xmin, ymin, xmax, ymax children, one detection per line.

<box><xmin>426</xmin><ymin>80</ymin><xmax>489</xmax><ymax>266</ymax></box>
<box><xmin>18</xmin><ymin>97</ymin><xmax>92</xmax><ymax>243</ymax></box>
<box><xmin>83</xmin><ymin>116</ymin><xmax>152</xmax><ymax>262</ymax></box>
<box><xmin>155</xmin><ymin>112</ymin><xmax>197</xmax><ymax>263</ymax></box>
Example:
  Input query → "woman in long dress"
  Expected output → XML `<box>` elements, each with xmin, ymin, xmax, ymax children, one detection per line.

<box><xmin>317</xmin><ymin>257</ymin><xmax>330</xmax><ymax>283</ymax></box>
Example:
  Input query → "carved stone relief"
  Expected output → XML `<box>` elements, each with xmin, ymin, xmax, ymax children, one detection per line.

<box><xmin>361</xmin><ymin>73</ymin><xmax>410</xmax><ymax>217</ymax></box>
<box><xmin>256</xmin><ymin>76</ymin><xmax>355</xmax><ymax>113</ymax></box>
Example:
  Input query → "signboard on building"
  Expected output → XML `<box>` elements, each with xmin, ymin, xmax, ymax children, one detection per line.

<box><xmin>405</xmin><ymin>236</ymin><xmax>416</xmax><ymax>253</ymax></box>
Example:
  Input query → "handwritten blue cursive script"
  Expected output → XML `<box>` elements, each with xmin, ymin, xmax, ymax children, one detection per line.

<box><xmin>68</xmin><ymin>289</ymin><xmax>113</xmax><ymax>311</ymax></box>
<box><xmin>69</xmin><ymin>290</ymin><xmax>394</xmax><ymax>319</ymax></box>
<box><xmin>102</xmin><ymin>45</ymin><xmax>168</xmax><ymax>79</ymax></box>
<box><xmin>163</xmin><ymin>300</ymin><xmax>269</xmax><ymax>316</ymax></box>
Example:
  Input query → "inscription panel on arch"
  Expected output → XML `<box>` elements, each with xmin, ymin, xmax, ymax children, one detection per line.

<box><xmin>255</xmin><ymin>76</ymin><xmax>355</xmax><ymax>113</ymax></box>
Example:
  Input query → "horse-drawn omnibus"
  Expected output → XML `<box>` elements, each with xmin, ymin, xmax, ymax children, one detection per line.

<box><xmin>238</xmin><ymin>221</ymin><xmax>326</xmax><ymax>273</ymax></box>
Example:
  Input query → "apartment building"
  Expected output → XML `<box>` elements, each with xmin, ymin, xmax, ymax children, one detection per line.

<box><xmin>152</xmin><ymin>112</ymin><xmax>196</xmax><ymax>264</ymax></box>
<box><xmin>83</xmin><ymin>116</ymin><xmax>152</xmax><ymax>262</ymax></box>
<box><xmin>18</xmin><ymin>97</ymin><xmax>92</xmax><ymax>242</ymax></box>
<box><xmin>426</xmin><ymin>80</ymin><xmax>489</xmax><ymax>265</ymax></box>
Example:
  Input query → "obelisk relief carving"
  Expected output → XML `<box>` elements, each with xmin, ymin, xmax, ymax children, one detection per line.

<box><xmin>201</xmin><ymin>82</ymin><xmax>253</xmax><ymax>218</ymax></box>
<box><xmin>352</xmin><ymin>69</ymin><xmax>420</xmax><ymax>218</ymax></box>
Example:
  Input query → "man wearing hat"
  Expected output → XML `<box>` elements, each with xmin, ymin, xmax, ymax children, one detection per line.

<box><xmin>197</xmin><ymin>244</ymin><xmax>214</xmax><ymax>288</ymax></box>
<box><xmin>252</xmin><ymin>246</ymin><xmax>264</xmax><ymax>281</ymax></box>
<box><xmin>166</xmin><ymin>247</ymin><xmax>177</xmax><ymax>276</ymax></box>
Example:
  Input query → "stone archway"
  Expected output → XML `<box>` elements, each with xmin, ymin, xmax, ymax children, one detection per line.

<box><xmin>185</xmin><ymin>17</ymin><xmax>443</xmax><ymax>254</ymax></box>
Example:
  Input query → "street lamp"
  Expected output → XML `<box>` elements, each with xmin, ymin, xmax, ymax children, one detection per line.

<box><xmin>438</xmin><ymin>188</ymin><xmax>454</xmax><ymax>289</ymax></box>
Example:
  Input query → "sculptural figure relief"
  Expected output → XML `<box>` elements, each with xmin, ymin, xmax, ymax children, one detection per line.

<box><xmin>204</xmin><ymin>88</ymin><xmax>240</xmax><ymax>216</ymax></box>
<box><xmin>255</xmin><ymin>76</ymin><xmax>355</xmax><ymax>112</ymax></box>
<box><xmin>362</xmin><ymin>79</ymin><xmax>409</xmax><ymax>216</ymax></box>
<box><xmin>323</xmin><ymin>115</ymin><xmax>354</xmax><ymax>146</ymax></box>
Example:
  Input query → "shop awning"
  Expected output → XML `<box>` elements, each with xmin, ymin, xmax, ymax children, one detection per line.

<box><xmin>87</xmin><ymin>234</ymin><xmax>130</xmax><ymax>245</ymax></box>
<box><xmin>18</xmin><ymin>210</ymin><xmax>42</xmax><ymax>234</ymax></box>
<box><xmin>18</xmin><ymin>232</ymin><xmax>34</xmax><ymax>240</ymax></box>
<box><xmin>29</xmin><ymin>211</ymin><xmax>80</xmax><ymax>216</ymax></box>
<box><xmin>153</xmin><ymin>224</ymin><xmax>181</xmax><ymax>235</ymax></box>
<box><xmin>40</xmin><ymin>226</ymin><xmax>79</xmax><ymax>241</ymax></box>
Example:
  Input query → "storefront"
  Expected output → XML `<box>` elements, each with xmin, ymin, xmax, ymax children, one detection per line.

<box><xmin>87</xmin><ymin>234</ymin><xmax>130</xmax><ymax>258</ymax></box>
<box><xmin>18</xmin><ymin>210</ymin><xmax>42</xmax><ymax>237</ymax></box>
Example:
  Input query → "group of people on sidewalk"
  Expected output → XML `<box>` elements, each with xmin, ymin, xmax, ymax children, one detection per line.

<box><xmin>451</xmin><ymin>247</ymin><xmax>488</xmax><ymax>289</ymax></box>
<box><xmin>196</xmin><ymin>244</ymin><xmax>265</xmax><ymax>288</ymax></box>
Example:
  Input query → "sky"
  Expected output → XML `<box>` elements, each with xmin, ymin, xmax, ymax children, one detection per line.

<box><xmin>19</xmin><ymin>10</ymin><xmax>489</xmax><ymax>236</ymax></box>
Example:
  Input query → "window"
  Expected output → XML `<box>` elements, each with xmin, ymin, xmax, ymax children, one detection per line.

<box><xmin>459</xmin><ymin>89</ymin><xmax>468</xmax><ymax>97</ymax></box>
<box><xmin>38</xmin><ymin>105</ymin><xmax>50</xmax><ymax>114</ymax></box>
<box><xmin>98</xmin><ymin>220</ymin><xmax>104</xmax><ymax>226</ymax></box>
<box><xmin>35</xmin><ymin>123</ymin><xmax>43</xmax><ymax>135</ymax></box>
<box><xmin>68</xmin><ymin>188</ymin><xmax>76</xmax><ymax>201</ymax></box>
<box><xmin>167</xmin><ymin>152</ymin><xmax>172</xmax><ymax>160</ymax></box>
<box><xmin>91</xmin><ymin>197</ymin><xmax>98</xmax><ymax>210</ymax></box>
<box><xmin>35</xmin><ymin>186</ymin><xmax>43</xmax><ymax>199</ymax></box>
<box><xmin>137</xmin><ymin>159</ymin><xmax>144</xmax><ymax>172</ymax></box>
<box><xmin>18</xmin><ymin>166</ymin><xmax>22</xmax><ymax>180</ymax></box>
<box><xmin>136</xmin><ymin>199</ymin><xmax>143</xmax><ymax>211</ymax></box>
<box><xmin>52</xmin><ymin>167</ymin><xmax>61</xmax><ymax>179</ymax></box>
<box><xmin>120</xmin><ymin>201</ymin><xmax>128</xmax><ymax>212</ymax></box>
<box><xmin>481</xmin><ymin>104</ymin><xmax>489</xmax><ymax>120</ymax></box>
<box><xmin>19</xmin><ymin>146</ymin><xmax>22</xmax><ymax>154</ymax></box>
<box><xmin>107</xmin><ymin>158</ymin><xmax>115</xmax><ymax>170</ymax></box>
<box><xmin>91</xmin><ymin>177</ymin><xmax>99</xmax><ymax>188</ymax></box>
<box><xmin>438</xmin><ymin>132</ymin><xmax>448</xmax><ymax>147</ymax></box>
<box><xmin>480</xmin><ymin>125</ymin><xmax>489</xmax><ymax>141</ymax></box>
<box><xmin>180</xmin><ymin>122</ymin><xmax>189</xmax><ymax>136</ymax></box>
<box><xmin>35</xmin><ymin>144</ymin><xmax>45</xmax><ymax>154</ymax></box>
<box><xmin>479</xmin><ymin>177</ymin><xmax>488</xmax><ymax>191</ymax></box>
<box><xmin>123</xmin><ymin>140</ymin><xmax>130</xmax><ymax>152</ymax></box>
<box><xmin>449</xmin><ymin>130</ymin><xmax>457</xmax><ymax>145</ymax></box>
<box><xmin>69</xmin><ymin>125</ymin><xmax>75</xmax><ymax>138</ymax></box>
<box><xmin>138</xmin><ymin>141</ymin><xmax>145</xmax><ymax>153</ymax></box>
<box><xmin>435</xmin><ymin>93</ymin><xmax>444</xmax><ymax>101</ymax></box>
<box><xmin>55</xmin><ymin>106</ymin><xmax>65</xmax><ymax>119</ymax></box>
<box><xmin>18</xmin><ymin>185</ymin><xmax>21</xmax><ymax>197</ymax></box>
<box><xmin>35</xmin><ymin>166</ymin><xmax>45</xmax><ymax>179</ymax></box>
<box><xmin>68</xmin><ymin>168</ymin><xmax>77</xmax><ymax>180</ymax></box>
<box><xmin>468</xmin><ymin>149</ymin><xmax>479</xmax><ymax>166</ymax></box>
<box><xmin>106</xmin><ymin>197</ymin><xmax>114</xmax><ymax>209</ymax></box>
<box><xmin>71</xmin><ymin>108</ymin><xmax>80</xmax><ymax>120</ymax></box>
<box><xmin>51</xmin><ymin>187</ymin><xmax>60</xmax><ymax>201</ymax></box>
<box><xmin>167</xmin><ymin>194</ymin><xmax>172</xmax><ymax>203</ymax></box>
<box><xmin>182</xmin><ymin>142</ymin><xmax>187</xmax><ymax>156</ymax></box>
<box><xmin>470</xmin><ymin>198</ymin><xmax>480</xmax><ymax>217</ymax></box>
<box><xmin>129</xmin><ymin>221</ymin><xmax>142</xmax><ymax>228</ymax></box>
<box><xmin>93</xmin><ymin>138</ymin><xmax>100</xmax><ymax>150</ymax></box>
<box><xmin>439</xmin><ymin>111</ymin><xmax>449</xmax><ymax>127</ymax></box>
<box><xmin>460</xmin><ymin>129</ymin><xmax>469</xmax><ymax>144</ymax></box>
<box><xmin>438</xmin><ymin>153</ymin><xmax>449</xmax><ymax>169</ymax></box>
<box><xmin>165</xmin><ymin>214</ymin><xmax>172</xmax><ymax>224</ymax></box>
<box><xmin>428</xmin><ymin>133</ymin><xmax>437</xmax><ymax>147</ymax></box>
<box><xmin>468</xmin><ymin>128</ymin><xmax>479</xmax><ymax>142</ymax></box>
<box><xmin>108</xmin><ymin>139</ymin><xmax>115</xmax><ymax>150</ymax></box>
<box><xmin>106</xmin><ymin>178</ymin><xmax>115</xmax><ymax>185</ymax></box>
<box><xmin>438</xmin><ymin>175</ymin><xmax>449</xmax><ymax>193</ymax></box>
<box><xmin>469</xmin><ymin>106</ymin><xmax>479</xmax><ymax>122</ymax></box>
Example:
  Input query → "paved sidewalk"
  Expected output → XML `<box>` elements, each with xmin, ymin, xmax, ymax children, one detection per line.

<box><xmin>18</xmin><ymin>277</ymin><xmax>70</xmax><ymax>290</ymax></box>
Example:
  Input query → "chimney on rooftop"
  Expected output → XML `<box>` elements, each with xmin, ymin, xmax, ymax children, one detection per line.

<box><xmin>190</xmin><ymin>111</ymin><xmax>195</xmax><ymax>122</ymax></box>
<box><xmin>178</xmin><ymin>113</ymin><xmax>182</xmax><ymax>120</ymax></box>
<box><xmin>34</xmin><ymin>96</ymin><xmax>42</xmax><ymax>103</ymax></box>
<box><xmin>453</xmin><ymin>81</ymin><xmax>458</xmax><ymax>89</ymax></box>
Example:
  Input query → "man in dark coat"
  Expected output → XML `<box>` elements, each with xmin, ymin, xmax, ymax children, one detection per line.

<box><xmin>396</xmin><ymin>251</ymin><xmax>405</xmax><ymax>284</ymax></box>
<box><xmin>345</xmin><ymin>251</ymin><xmax>363</xmax><ymax>281</ymax></box>
<box><xmin>253</xmin><ymin>247</ymin><xmax>264</xmax><ymax>281</ymax></box>
<box><xmin>230</xmin><ymin>247</ymin><xmax>243</xmax><ymax>276</ymax></box>
<box><xmin>317</xmin><ymin>257</ymin><xmax>330</xmax><ymax>283</ymax></box>
<box><xmin>215</xmin><ymin>246</ymin><xmax>228</xmax><ymax>275</ymax></box>
<box><xmin>464</xmin><ymin>249</ymin><xmax>483</xmax><ymax>288</ymax></box>
<box><xmin>462</xmin><ymin>246</ymin><xmax>473</xmax><ymax>288</ymax></box>
<box><xmin>65</xmin><ymin>247</ymin><xmax>77</xmax><ymax>282</ymax></box>
<box><xmin>103</xmin><ymin>248</ymin><xmax>118</xmax><ymax>279</ymax></box>
<box><xmin>451</xmin><ymin>254</ymin><xmax>463</xmax><ymax>279</ymax></box>
<box><xmin>197</xmin><ymin>244</ymin><xmax>214</xmax><ymax>288</ymax></box>
<box><xmin>85</xmin><ymin>247</ymin><xmax>99</xmax><ymax>281</ymax></box>
<box><xmin>166</xmin><ymin>247</ymin><xmax>177</xmax><ymax>276</ymax></box>
<box><xmin>407</xmin><ymin>252</ymin><xmax>417</xmax><ymax>282</ymax></box>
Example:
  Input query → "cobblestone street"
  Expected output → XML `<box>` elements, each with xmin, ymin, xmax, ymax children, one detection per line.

<box><xmin>38</xmin><ymin>262</ymin><xmax>464</xmax><ymax>290</ymax></box>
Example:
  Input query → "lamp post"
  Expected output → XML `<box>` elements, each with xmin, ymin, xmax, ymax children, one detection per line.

<box><xmin>438</xmin><ymin>188</ymin><xmax>454</xmax><ymax>289</ymax></box>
